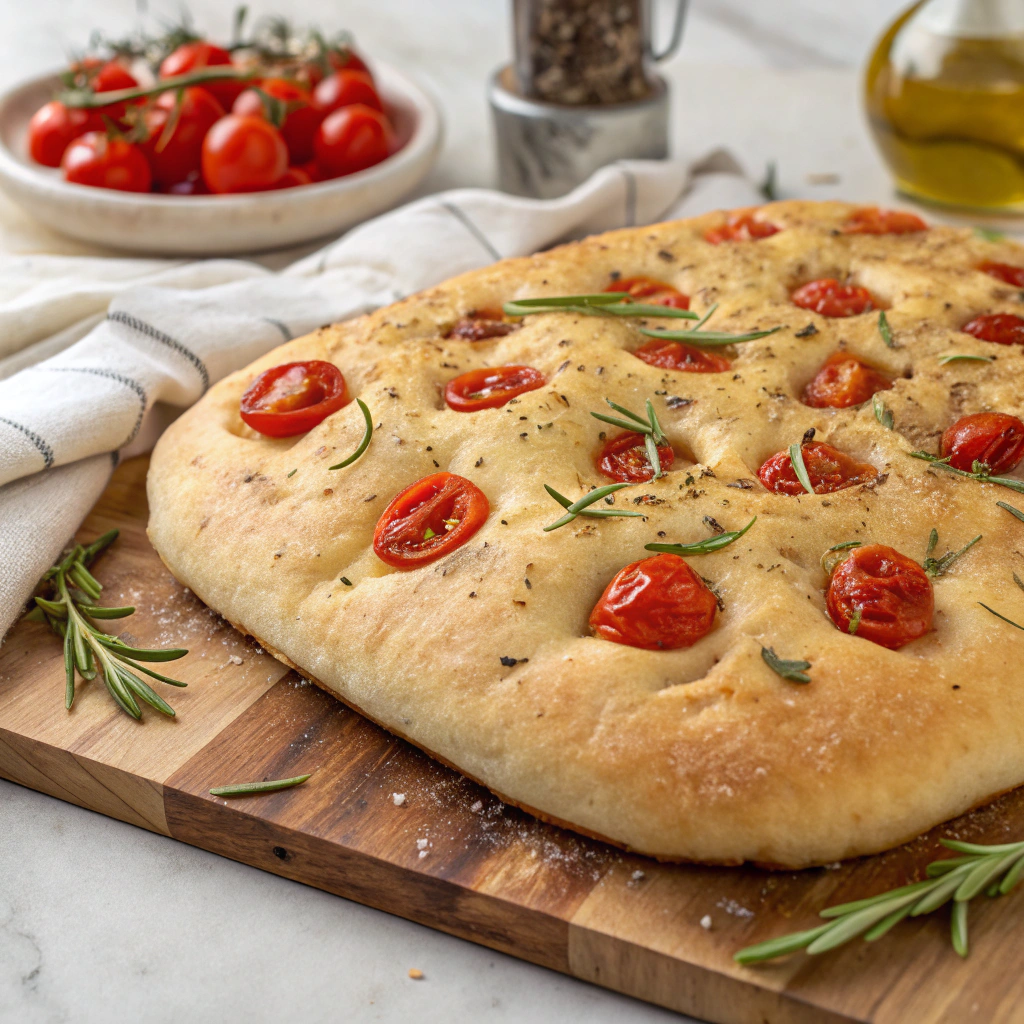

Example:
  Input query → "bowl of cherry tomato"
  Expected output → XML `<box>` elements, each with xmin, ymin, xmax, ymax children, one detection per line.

<box><xmin>0</xmin><ymin>20</ymin><xmax>442</xmax><ymax>254</ymax></box>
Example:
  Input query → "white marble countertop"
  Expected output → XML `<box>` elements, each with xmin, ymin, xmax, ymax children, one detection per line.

<box><xmin>0</xmin><ymin>2</ymin><xmax>921</xmax><ymax>1022</ymax></box>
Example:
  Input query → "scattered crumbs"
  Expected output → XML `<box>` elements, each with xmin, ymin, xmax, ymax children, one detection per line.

<box><xmin>416</xmin><ymin>838</ymin><xmax>429</xmax><ymax>850</ymax></box>
<box><xmin>631</xmin><ymin>869</ymin><xmax>645</xmax><ymax>881</ymax></box>
<box><xmin>700</xmin><ymin>915</ymin><xmax>713</xmax><ymax>931</ymax></box>
<box><xmin>470</xmin><ymin>800</ymin><xmax>484</xmax><ymax>813</ymax></box>
<box><xmin>287</xmin><ymin>469</ymin><xmax>297</xmax><ymax>478</ymax></box>
<box><xmin>716</xmin><ymin>897</ymin><xmax>754</xmax><ymax>918</ymax></box>
<box><xmin>418</xmin><ymin>850</ymin><xmax>429</xmax><ymax>860</ymax></box>
<box><xmin>408</xmin><ymin>969</ymin><xmax>424</xmax><ymax>980</ymax></box>
<box><xmin>393</xmin><ymin>793</ymin><xmax>406</xmax><ymax>807</ymax></box>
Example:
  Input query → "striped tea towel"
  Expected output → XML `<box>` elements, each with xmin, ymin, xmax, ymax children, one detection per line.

<box><xmin>0</xmin><ymin>153</ymin><xmax>760</xmax><ymax>639</ymax></box>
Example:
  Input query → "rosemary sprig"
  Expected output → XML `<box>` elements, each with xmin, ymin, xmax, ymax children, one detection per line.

<box><xmin>975</xmin><ymin>227</ymin><xmax>1006</xmax><ymax>243</ymax></box>
<box><xmin>210</xmin><ymin>773</ymin><xmax>312</xmax><ymax>797</ymax></box>
<box><xmin>503</xmin><ymin>293</ymin><xmax>698</xmax><ymax>321</ymax></box>
<box><xmin>590</xmin><ymin>398</ymin><xmax>668</xmax><ymax>478</ymax></box>
<box><xmin>761</xmin><ymin>646</ymin><xmax>810</xmax><ymax>684</ymax></box>
<box><xmin>997</xmin><ymin>500</ymin><xmax>1024</xmax><ymax>524</ymax></box>
<box><xmin>27</xmin><ymin>530</ymin><xmax>187</xmax><ymax>719</ymax></box>
<box><xmin>938</xmin><ymin>353</ymin><xmax>994</xmax><ymax>366</ymax></box>
<box><xmin>877</xmin><ymin>310</ymin><xmax>895</xmax><ymax>348</ymax></box>
<box><xmin>735</xmin><ymin>837</ymin><xmax>1024</xmax><ymax>964</ymax></box>
<box><xmin>909</xmin><ymin>451</ymin><xmax>1024</xmax><ymax>494</ymax></box>
<box><xmin>979</xmin><ymin>603</ymin><xmax>1024</xmax><ymax>631</ymax></box>
<box><xmin>789</xmin><ymin>442</ymin><xmax>815</xmax><ymax>495</ymax></box>
<box><xmin>923</xmin><ymin>532</ymin><xmax>981</xmax><ymax>578</ymax></box>
<box><xmin>543</xmin><ymin>483</ymin><xmax>644</xmax><ymax>532</ymax></box>
<box><xmin>848</xmin><ymin>607</ymin><xmax>863</xmax><ymax>634</ymax></box>
<box><xmin>872</xmin><ymin>393</ymin><xmax>894</xmax><ymax>430</ymax></box>
<box><xmin>328</xmin><ymin>399</ymin><xmax>373</xmax><ymax>470</ymax></box>
<box><xmin>820</xmin><ymin>540</ymin><xmax>861</xmax><ymax>575</ymax></box>
<box><xmin>645</xmin><ymin>516</ymin><xmax>756</xmax><ymax>556</ymax></box>
<box><xmin>60</xmin><ymin>67</ymin><xmax>257</xmax><ymax>109</ymax></box>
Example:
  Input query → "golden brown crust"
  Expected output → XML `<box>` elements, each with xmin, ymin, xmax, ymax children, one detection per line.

<box><xmin>147</xmin><ymin>200</ymin><xmax>1024</xmax><ymax>867</ymax></box>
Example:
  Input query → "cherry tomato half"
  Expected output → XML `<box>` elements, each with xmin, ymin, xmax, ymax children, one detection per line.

<box><xmin>62</xmin><ymin>133</ymin><xmax>151</xmax><ymax>193</ymax></box>
<box><xmin>373</xmin><ymin>472</ymin><xmax>489</xmax><ymax>569</ymax></box>
<box><xmin>160</xmin><ymin>41</ymin><xmax>245</xmax><ymax>109</ymax></box>
<box><xmin>314</xmin><ymin>104</ymin><xmax>392</xmax><ymax>178</ymax></box>
<box><xmin>606</xmin><ymin>276</ymin><xmax>689</xmax><ymax>309</ymax></box>
<box><xmin>313</xmin><ymin>69</ymin><xmax>383</xmax><ymax>115</ymax></box>
<box><xmin>632</xmin><ymin>337</ymin><xmax>730</xmax><ymax>373</ymax></box>
<box><xmin>979</xmin><ymin>261</ymin><xmax>1024</xmax><ymax>288</ymax></box>
<box><xmin>447</xmin><ymin>311</ymin><xmax>515</xmax><ymax>341</ymax></box>
<box><xmin>142</xmin><ymin>86</ymin><xmax>225</xmax><ymax>188</ymax></box>
<box><xmin>596</xmin><ymin>431</ymin><xmax>675</xmax><ymax>483</ymax></box>
<box><xmin>589</xmin><ymin>553</ymin><xmax>717</xmax><ymax>650</ymax></box>
<box><xmin>940</xmin><ymin>412</ymin><xmax>1024</xmax><ymax>474</ymax></box>
<box><xmin>791</xmin><ymin>279</ymin><xmax>876</xmax><ymax>318</ymax></box>
<box><xmin>202</xmin><ymin>114</ymin><xmax>289</xmax><ymax>194</ymax></box>
<box><xmin>704</xmin><ymin>211</ymin><xmax>780</xmax><ymax>244</ymax></box>
<box><xmin>28</xmin><ymin>101</ymin><xmax>98</xmax><ymax>167</ymax></box>
<box><xmin>445</xmin><ymin>365</ymin><xmax>545</xmax><ymax>411</ymax></box>
<box><xmin>234</xmin><ymin>78</ymin><xmax>323</xmax><ymax>165</ymax></box>
<box><xmin>963</xmin><ymin>313</ymin><xmax>1024</xmax><ymax>346</ymax></box>
<box><xmin>842</xmin><ymin>207</ymin><xmax>927</xmax><ymax>235</ymax></box>
<box><xmin>802</xmin><ymin>352</ymin><xmax>893</xmax><ymax>409</ymax></box>
<box><xmin>826</xmin><ymin>544</ymin><xmax>933</xmax><ymax>650</ymax></box>
<box><xmin>239</xmin><ymin>361</ymin><xmax>348</xmax><ymax>437</ymax></box>
<box><xmin>758</xmin><ymin>441</ymin><xmax>877</xmax><ymax>496</ymax></box>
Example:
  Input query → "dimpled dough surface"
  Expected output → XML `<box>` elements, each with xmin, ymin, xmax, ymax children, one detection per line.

<box><xmin>148</xmin><ymin>200</ymin><xmax>1024</xmax><ymax>868</ymax></box>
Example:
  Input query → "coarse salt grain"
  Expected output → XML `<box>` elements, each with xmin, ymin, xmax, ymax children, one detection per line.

<box><xmin>393</xmin><ymin>793</ymin><xmax>406</xmax><ymax>806</ymax></box>
<box><xmin>700</xmin><ymin>915</ymin><xmax>712</xmax><ymax>930</ymax></box>
<box><xmin>470</xmin><ymin>800</ymin><xmax>484</xmax><ymax>813</ymax></box>
<box><xmin>228</xmin><ymin>655</ymin><xmax>243</xmax><ymax>665</ymax></box>
<box><xmin>418</xmin><ymin>850</ymin><xmax>429</xmax><ymax>859</ymax></box>
<box><xmin>631</xmin><ymin>869</ymin><xmax>645</xmax><ymax>881</ymax></box>
<box><xmin>416</xmin><ymin>838</ymin><xmax>428</xmax><ymax>850</ymax></box>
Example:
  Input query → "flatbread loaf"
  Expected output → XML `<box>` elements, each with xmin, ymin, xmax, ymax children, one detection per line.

<box><xmin>147</xmin><ymin>200</ymin><xmax>1024</xmax><ymax>867</ymax></box>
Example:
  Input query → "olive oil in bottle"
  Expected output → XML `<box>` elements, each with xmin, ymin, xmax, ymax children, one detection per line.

<box><xmin>865</xmin><ymin>0</ymin><xmax>1024</xmax><ymax>213</ymax></box>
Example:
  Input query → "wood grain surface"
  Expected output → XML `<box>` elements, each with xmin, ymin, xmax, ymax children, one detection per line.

<box><xmin>1</xmin><ymin>455</ymin><xmax>1022</xmax><ymax>1024</ymax></box>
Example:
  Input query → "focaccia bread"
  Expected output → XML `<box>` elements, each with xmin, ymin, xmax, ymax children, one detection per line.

<box><xmin>147</xmin><ymin>200</ymin><xmax>1024</xmax><ymax>868</ymax></box>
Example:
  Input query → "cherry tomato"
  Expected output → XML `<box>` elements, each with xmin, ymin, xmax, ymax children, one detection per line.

<box><xmin>940</xmin><ymin>412</ymin><xmax>1024</xmax><ymax>474</ymax></box>
<box><xmin>632</xmin><ymin>338</ymin><xmax>730</xmax><ymax>373</ymax></box>
<box><xmin>62</xmin><ymin>132</ymin><xmax>151</xmax><ymax>193</ymax></box>
<box><xmin>447</xmin><ymin>311</ymin><xmax>515</xmax><ymax>341</ymax></box>
<box><xmin>267</xmin><ymin>166</ymin><xmax>313</xmax><ymax>189</ymax></box>
<box><xmin>239</xmin><ymin>361</ymin><xmax>348</xmax><ymax>437</ymax></box>
<box><xmin>589</xmin><ymin>554</ymin><xmax>717</xmax><ymax>650</ymax></box>
<box><xmin>314</xmin><ymin>104</ymin><xmax>392</xmax><ymax>178</ymax></box>
<box><xmin>313</xmin><ymin>69</ymin><xmax>383</xmax><ymax>115</ymax></box>
<box><xmin>758</xmin><ymin>441</ymin><xmax>877</xmax><ymax>496</ymax></box>
<box><xmin>201</xmin><ymin>114</ymin><xmax>288</xmax><ymax>194</ymax></box>
<box><xmin>444</xmin><ymin>365</ymin><xmax>545</xmax><ymax>411</ymax></box>
<box><xmin>802</xmin><ymin>352</ymin><xmax>893</xmax><ymax>409</ymax></box>
<box><xmin>842</xmin><ymin>207</ymin><xmax>927</xmax><ymax>235</ymax></box>
<box><xmin>791</xmin><ymin>278</ymin><xmax>876</xmax><ymax>318</ymax></box>
<box><xmin>826</xmin><ymin>544</ymin><xmax>933</xmax><ymax>650</ymax></box>
<box><xmin>27</xmin><ymin>101</ymin><xmax>99</xmax><ymax>167</ymax></box>
<box><xmin>607</xmin><ymin>276</ymin><xmax>689</xmax><ymax>309</ymax></box>
<box><xmin>979</xmin><ymin>261</ymin><xmax>1024</xmax><ymax>288</ymax></box>
<box><xmin>963</xmin><ymin>313</ymin><xmax>1024</xmax><ymax>346</ymax></box>
<box><xmin>704</xmin><ymin>211</ymin><xmax>780</xmax><ymax>244</ymax></box>
<box><xmin>160</xmin><ymin>41</ymin><xmax>245</xmax><ymax>109</ymax></box>
<box><xmin>373</xmin><ymin>472</ymin><xmax>489</xmax><ymax>569</ymax></box>
<box><xmin>596</xmin><ymin>431</ymin><xmax>675</xmax><ymax>482</ymax></box>
<box><xmin>141</xmin><ymin>86</ymin><xmax>224</xmax><ymax>188</ymax></box>
<box><xmin>233</xmin><ymin>78</ymin><xmax>323</xmax><ymax>165</ymax></box>
<box><xmin>301</xmin><ymin>48</ymin><xmax>372</xmax><ymax>88</ymax></box>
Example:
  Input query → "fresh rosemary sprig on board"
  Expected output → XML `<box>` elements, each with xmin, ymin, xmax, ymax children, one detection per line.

<box><xmin>542</xmin><ymin>483</ymin><xmax>643</xmax><ymax>532</ymax></box>
<box><xmin>910</xmin><ymin>451</ymin><xmax>1024</xmax><ymax>494</ymax></box>
<box><xmin>645</xmin><ymin>516</ymin><xmax>756</xmax><ymax>556</ymax></box>
<box><xmin>210</xmin><ymin>773</ymin><xmax>312</xmax><ymax>797</ymax></box>
<box><xmin>735</xmin><ymin>837</ymin><xmax>1024</xmax><ymax>964</ymax></box>
<box><xmin>590</xmin><ymin>398</ymin><xmax>668</xmax><ymax>479</ymax></box>
<box><xmin>25</xmin><ymin>530</ymin><xmax>187</xmax><ymax>719</ymax></box>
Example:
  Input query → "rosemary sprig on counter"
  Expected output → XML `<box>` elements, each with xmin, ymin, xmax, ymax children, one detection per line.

<box><xmin>645</xmin><ymin>516</ymin><xmax>756</xmax><ymax>556</ymax></box>
<box><xmin>328</xmin><ymin>398</ymin><xmax>373</xmax><ymax>470</ymax></box>
<box><xmin>590</xmin><ymin>397</ymin><xmax>668</xmax><ymax>479</ymax></box>
<box><xmin>735</xmin><ymin>837</ymin><xmax>1024</xmax><ymax>964</ymax></box>
<box><xmin>25</xmin><ymin>530</ymin><xmax>187</xmax><ymax>719</ymax></box>
<box><xmin>543</xmin><ymin>483</ymin><xmax>644</xmax><ymax>532</ymax></box>
<box><xmin>910</xmin><ymin>451</ymin><xmax>1024</xmax><ymax>494</ymax></box>
<box><xmin>760</xmin><ymin>646</ymin><xmax>811</xmax><ymax>684</ymax></box>
<box><xmin>210</xmin><ymin>773</ymin><xmax>312</xmax><ymax>797</ymax></box>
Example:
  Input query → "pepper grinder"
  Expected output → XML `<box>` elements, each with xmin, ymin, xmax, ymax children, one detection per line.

<box><xmin>489</xmin><ymin>0</ymin><xmax>688</xmax><ymax>198</ymax></box>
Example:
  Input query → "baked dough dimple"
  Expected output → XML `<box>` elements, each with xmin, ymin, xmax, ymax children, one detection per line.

<box><xmin>148</xmin><ymin>200</ymin><xmax>1024</xmax><ymax>867</ymax></box>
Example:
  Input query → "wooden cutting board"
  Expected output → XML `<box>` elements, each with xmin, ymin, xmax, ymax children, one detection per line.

<box><xmin>1</xmin><ymin>455</ymin><xmax>1022</xmax><ymax>1024</ymax></box>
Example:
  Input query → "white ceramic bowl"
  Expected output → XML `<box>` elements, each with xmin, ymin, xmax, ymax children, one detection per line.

<box><xmin>0</xmin><ymin>62</ymin><xmax>442</xmax><ymax>255</ymax></box>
